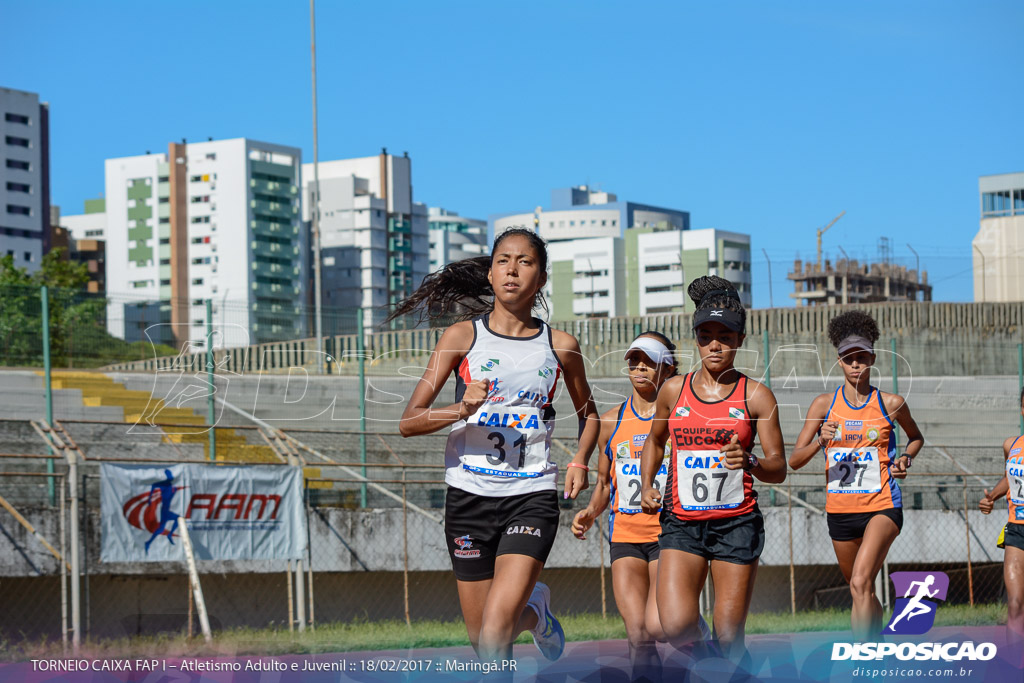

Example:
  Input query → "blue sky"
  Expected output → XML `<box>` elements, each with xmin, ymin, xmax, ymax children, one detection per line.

<box><xmin>2</xmin><ymin>1</ymin><xmax>1022</xmax><ymax>308</ymax></box>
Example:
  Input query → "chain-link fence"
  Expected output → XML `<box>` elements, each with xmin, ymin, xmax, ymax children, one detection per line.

<box><xmin>0</xmin><ymin>415</ymin><xmax>1014</xmax><ymax>649</ymax></box>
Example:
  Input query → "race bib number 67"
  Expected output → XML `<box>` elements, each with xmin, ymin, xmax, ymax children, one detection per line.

<box><xmin>675</xmin><ymin>449</ymin><xmax>744</xmax><ymax>511</ymax></box>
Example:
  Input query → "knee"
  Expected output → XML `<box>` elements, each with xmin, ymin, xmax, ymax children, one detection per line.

<box><xmin>1008</xmin><ymin>595</ymin><xmax>1024</xmax><ymax>620</ymax></box>
<box><xmin>849</xmin><ymin>574</ymin><xmax>875</xmax><ymax>600</ymax></box>
<box><xmin>660</xmin><ymin>614</ymin><xmax>699</xmax><ymax>644</ymax></box>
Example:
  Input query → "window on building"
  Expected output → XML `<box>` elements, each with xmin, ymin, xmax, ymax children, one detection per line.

<box><xmin>160</xmin><ymin>258</ymin><xmax>170</xmax><ymax>265</ymax></box>
<box><xmin>601</xmin><ymin>220</ymin><xmax>606</xmax><ymax>226</ymax></box>
<box><xmin>160</xmin><ymin>279</ymin><xmax>171</xmax><ymax>286</ymax></box>
<box><xmin>159</xmin><ymin>217</ymin><xmax>169</xmax><ymax>224</ymax></box>
<box><xmin>5</xmin><ymin>159</ymin><xmax>29</xmax><ymax>171</ymax></box>
<box><xmin>159</xmin><ymin>238</ymin><xmax>170</xmax><ymax>245</ymax></box>
<box><xmin>7</xmin><ymin>204</ymin><xmax>30</xmax><ymax>216</ymax></box>
<box><xmin>205</xmin><ymin>153</ymin><xmax>216</xmax><ymax>160</ymax></box>
<box><xmin>158</xmin><ymin>176</ymin><xmax>169</xmax><ymax>183</ymax></box>
<box><xmin>611</xmin><ymin>220</ymin><xmax>616</xmax><ymax>226</ymax></box>
<box><xmin>569</xmin><ymin>221</ymin><xmax>575</xmax><ymax>226</ymax></box>
<box><xmin>192</xmin><ymin>278</ymin><xmax>204</xmax><ymax>285</ymax></box>
<box><xmin>5</xmin><ymin>136</ymin><xmax>29</xmax><ymax>147</ymax></box>
<box><xmin>1015</xmin><ymin>189</ymin><xmax>1024</xmax><ymax>214</ymax></box>
<box><xmin>6</xmin><ymin>182</ymin><xmax>29</xmax><ymax>193</ymax></box>
<box><xmin>86</xmin><ymin>229</ymin><xmax>103</xmax><ymax>237</ymax></box>
<box><xmin>191</xmin><ymin>216</ymin><xmax>210</xmax><ymax>224</ymax></box>
<box><xmin>5</xmin><ymin>113</ymin><xmax>30</xmax><ymax>124</ymax></box>
<box><xmin>24</xmin><ymin>251</ymin><xmax>32</xmax><ymax>262</ymax></box>
<box><xmin>983</xmin><ymin>190</ymin><xmax>1013</xmax><ymax>217</ymax></box>
<box><xmin>158</xmin><ymin>197</ymin><xmax>169</xmax><ymax>204</ymax></box>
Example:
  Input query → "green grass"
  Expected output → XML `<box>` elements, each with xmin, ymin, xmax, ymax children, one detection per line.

<box><xmin>0</xmin><ymin>605</ymin><xmax>1007</xmax><ymax>661</ymax></box>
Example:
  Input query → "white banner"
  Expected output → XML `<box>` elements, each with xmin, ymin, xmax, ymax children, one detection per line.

<box><xmin>100</xmin><ymin>464</ymin><xmax>306</xmax><ymax>562</ymax></box>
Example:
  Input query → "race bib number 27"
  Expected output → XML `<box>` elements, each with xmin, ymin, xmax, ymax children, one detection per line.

<box><xmin>826</xmin><ymin>447</ymin><xmax>882</xmax><ymax>494</ymax></box>
<box><xmin>615</xmin><ymin>458</ymin><xmax>668</xmax><ymax>513</ymax></box>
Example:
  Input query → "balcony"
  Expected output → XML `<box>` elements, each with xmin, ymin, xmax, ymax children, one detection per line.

<box><xmin>251</xmin><ymin>198</ymin><xmax>297</xmax><ymax>219</ymax></box>
<box><xmin>389</xmin><ymin>236</ymin><xmax>412</xmax><ymax>252</ymax></box>
<box><xmin>251</xmin><ymin>280</ymin><xmax>301</xmax><ymax>299</ymax></box>
<box><xmin>251</xmin><ymin>260</ymin><xmax>299</xmax><ymax>279</ymax></box>
<box><xmin>389</xmin><ymin>256</ymin><xmax>412</xmax><ymax>273</ymax></box>
<box><xmin>251</xmin><ymin>219</ymin><xmax>297</xmax><ymax>238</ymax></box>
<box><xmin>250</xmin><ymin>178</ymin><xmax>297</xmax><ymax>197</ymax></box>
<box><xmin>389</xmin><ymin>218</ymin><xmax>411</xmax><ymax>234</ymax></box>
<box><xmin>251</xmin><ymin>239</ymin><xmax>299</xmax><ymax>259</ymax></box>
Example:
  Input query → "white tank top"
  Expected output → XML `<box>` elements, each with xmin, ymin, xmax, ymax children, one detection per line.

<box><xmin>444</xmin><ymin>314</ymin><xmax>563</xmax><ymax>496</ymax></box>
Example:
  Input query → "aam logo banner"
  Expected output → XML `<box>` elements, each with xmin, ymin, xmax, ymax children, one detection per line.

<box><xmin>884</xmin><ymin>571</ymin><xmax>950</xmax><ymax>635</ymax></box>
<box><xmin>100</xmin><ymin>463</ymin><xmax>306</xmax><ymax>563</ymax></box>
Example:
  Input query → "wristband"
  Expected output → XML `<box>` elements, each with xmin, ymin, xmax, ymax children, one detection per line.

<box><xmin>743</xmin><ymin>453</ymin><xmax>759</xmax><ymax>471</ymax></box>
<box><xmin>567</xmin><ymin>462</ymin><xmax>590</xmax><ymax>472</ymax></box>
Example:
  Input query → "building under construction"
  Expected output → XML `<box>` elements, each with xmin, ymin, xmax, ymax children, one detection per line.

<box><xmin>788</xmin><ymin>258</ymin><xmax>932</xmax><ymax>306</ymax></box>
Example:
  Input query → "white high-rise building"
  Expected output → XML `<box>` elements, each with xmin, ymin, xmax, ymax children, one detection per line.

<box><xmin>302</xmin><ymin>150</ymin><xmax>429</xmax><ymax>333</ymax></box>
<box><xmin>1</xmin><ymin>87</ymin><xmax>49</xmax><ymax>273</ymax></box>
<box><xmin>428</xmin><ymin>207</ymin><xmax>488</xmax><ymax>273</ymax></box>
<box><xmin>545</xmin><ymin>228</ymin><xmax>752</xmax><ymax>320</ymax></box>
<box><xmin>105</xmin><ymin>138</ymin><xmax>306</xmax><ymax>348</ymax></box>
<box><xmin>973</xmin><ymin>172</ymin><xmax>1024</xmax><ymax>302</ymax></box>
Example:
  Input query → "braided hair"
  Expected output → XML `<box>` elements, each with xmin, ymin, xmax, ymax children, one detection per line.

<box><xmin>384</xmin><ymin>227</ymin><xmax>549</xmax><ymax>325</ymax></box>
<box><xmin>687</xmin><ymin>275</ymin><xmax>746</xmax><ymax>334</ymax></box>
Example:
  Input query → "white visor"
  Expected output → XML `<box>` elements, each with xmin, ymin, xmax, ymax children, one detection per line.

<box><xmin>624</xmin><ymin>337</ymin><xmax>674</xmax><ymax>366</ymax></box>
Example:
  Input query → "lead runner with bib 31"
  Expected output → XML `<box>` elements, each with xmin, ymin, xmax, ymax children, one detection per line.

<box><xmin>790</xmin><ymin>310</ymin><xmax>923</xmax><ymax>641</ymax></box>
<box><xmin>396</xmin><ymin>228</ymin><xmax>600</xmax><ymax>666</ymax></box>
<box><xmin>639</xmin><ymin>276</ymin><xmax>787</xmax><ymax>662</ymax></box>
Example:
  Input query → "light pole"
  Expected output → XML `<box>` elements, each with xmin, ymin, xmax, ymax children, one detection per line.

<box><xmin>906</xmin><ymin>243</ymin><xmax>920</xmax><ymax>302</ymax></box>
<box><xmin>310</xmin><ymin>0</ymin><xmax>324</xmax><ymax>373</ymax></box>
<box><xmin>761</xmin><ymin>248</ymin><xmax>773</xmax><ymax>309</ymax></box>
<box><xmin>973</xmin><ymin>243</ymin><xmax>986</xmax><ymax>302</ymax></box>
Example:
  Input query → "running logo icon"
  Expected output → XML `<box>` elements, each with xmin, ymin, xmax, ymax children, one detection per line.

<box><xmin>884</xmin><ymin>571</ymin><xmax>949</xmax><ymax>635</ymax></box>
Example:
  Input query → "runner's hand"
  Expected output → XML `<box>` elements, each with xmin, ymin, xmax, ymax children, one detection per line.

<box><xmin>818</xmin><ymin>421</ymin><xmax>839</xmax><ymax>447</ymax></box>
<box><xmin>459</xmin><ymin>379</ymin><xmax>490</xmax><ymax>419</ymax></box>
<box><xmin>891</xmin><ymin>455</ymin><xmax>911</xmax><ymax>479</ymax></box>
<box><xmin>979</xmin><ymin>489</ymin><xmax>994</xmax><ymax>515</ymax></box>
<box><xmin>563</xmin><ymin>462</ymin><xmax>589</xmax><ymax>500</ymax></box>
<box><xmin>571</xmin><ymin>508</ymin><xmax>594</xmax><ymax>539</ymax></box>
<box><xmin>722</xmin><ymin>433</ymin><xmax>746</xmax><ymax>470</ymax></box>
<box><xmin>641</xmin><ymin>485</ymin><xmax>662</xmax><ymax>513</ymax></box>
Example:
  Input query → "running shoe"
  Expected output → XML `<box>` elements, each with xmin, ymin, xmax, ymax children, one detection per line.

<box><xmin>526</xmin><ymin>582</ymin><xmax>565</xmax><ymax>661</ymax></box>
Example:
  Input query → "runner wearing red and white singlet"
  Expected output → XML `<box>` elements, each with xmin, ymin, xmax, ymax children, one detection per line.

<box><xmin>791</xmin><ymin>310</ymin><xmax>923</xmax><ymax>642</ymax></box>
<box><xmin>638</xmin><ymin>276</ymin><xmax>787</xmax><ymax>662</ymax></box>
<box><xmin>978</xmin><ymin>387</ymin><xmax>1024</xmax><ymax>650</ymax></box>
<box><xmin>572</xmin><ymin>331</ymin><xmax>708</xmax><ymax>681</ymax></box>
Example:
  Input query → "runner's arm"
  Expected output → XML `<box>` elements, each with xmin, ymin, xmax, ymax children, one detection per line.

<box><xmin>640</xmin><ymin>375</ymin><xmax>683</xmax><ymax>511</ymax></box>
<box><xmin>572</xmin><ymin>410</ymin><xmax>617</xmax><ymax>539</ymax></box>
<box><xmin>399</xmin><ymin>322</ymin><xmax>476</xmax><ymax>437</ymax></box>
<box><xmin>887</xmin><ymin>394</ymin><xmax>924</xmax><ymax>476</ymax></box>
<box><xmin>790</xmin><ymin>394</ymin><xmax>832</xmax><ymax>470</ymax></box>
<box><xmin>552</xmin><ymin>330</ymin><xmax>600</xmax><ymax>499</ymax></box>
<box><xmin>745</xmin><ymin>379</ymin><xmax>787</xmax><ymax>484</ymax></box>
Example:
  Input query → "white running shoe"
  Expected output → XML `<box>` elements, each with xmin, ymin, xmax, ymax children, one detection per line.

<box><xmin>526</xmin><ymin>582</ymin><xmax>565</xmax><ymax>661</ymax></box>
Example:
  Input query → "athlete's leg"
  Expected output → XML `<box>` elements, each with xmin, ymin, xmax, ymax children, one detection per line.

<box><xmin>847</xmin><ymin>514</ymin><xmax>899</xmax><ymax>640</ymax></box>
<box><xmin>613</xmin><ymin>556</ymin><xmax>659</xmax><ymax>678</ymax></box>
<box><xmin>645</xmin><ymin>558</ymin><xmax>665</xmax><ymax>642</ymax></box>
<box><xmin>1005</xmin><ymin>546</ymin><xmax>1024</xmax><ymax>645</ymax></box>
<box><xmin>657</xmin><ymin>549</ymin><xmax>709</xmax><ymax>647</ymax></box>
<box><xmin>708</xmin><ymin>559</ymin><xmax>758</xmax><ymax>659</ymax></box>
<box><xmin>477</xmin><ymin>553</ymin><xmax>543</xmax><ymax>661</ymax></box>
<box><xmin>456</xmin><ymin>578</ymin><xmax>493</xmax><ymax>654</ymax></box>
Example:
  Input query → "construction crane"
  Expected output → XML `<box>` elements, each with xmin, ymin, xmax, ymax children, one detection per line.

<box><xmin>817</xmin><ymin>211</ymin><xmax>846</xmax><ymax>271</ymax></box>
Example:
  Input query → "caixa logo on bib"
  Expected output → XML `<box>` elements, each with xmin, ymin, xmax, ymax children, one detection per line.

<box><xmin>832</xmin><ymin>571</ymin><xmax>997</xmax><ymax>662</ymax></box>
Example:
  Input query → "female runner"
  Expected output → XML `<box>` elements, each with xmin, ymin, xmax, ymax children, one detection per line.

<box><xmin>397</xmin><ymin>228</ymin><xmax>599</xmax><ymax>663</ymax></box>
<box><xmin>977</xmin><ymin>387</ymin><xmax>1024</xmax><ymax>646</ymax></box>
<box><xmin>790</xmin><ymin>310</ymin><xmax>923</xmax><ymax>640</ymax></box>
<box><xmin>639</xmin><ymin>276</ymin><xmax>787</xmax><ymax>660</ymax></box>
<box><xmin>571</xmin><ymin>330</ymin><xmax>702</xmax><ymax>680</ymax></box>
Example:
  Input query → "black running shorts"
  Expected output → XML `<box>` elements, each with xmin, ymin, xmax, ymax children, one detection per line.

<box><xmin>659</xmin><ymin>508</ymin><xmax>765</xmax><ymax>565</ymax></box>
<box><xmin>1004</xmin><ymin>522</ymin><xmax>1024</xmax><ymax>552</ymax></box>
<box><xmin>826</xmin><ymin>508</ymin><xmax>903</xmax><ymax>542</ymax></box>
<box><xmin>444</xmin><ymin>487</ymin><xmax>560</xmax><ymax>581</ymax></box>
<box><xmin>609</xmin><ymin>541</ymin><xmax>661</xmax><ymax>564</ymax></box>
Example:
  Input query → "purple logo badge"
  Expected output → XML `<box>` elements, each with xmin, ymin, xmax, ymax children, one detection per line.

<box><xmin>884</xmin><ymin>571</ymin><xmax>949</xmax><ymax>635</ymax></box>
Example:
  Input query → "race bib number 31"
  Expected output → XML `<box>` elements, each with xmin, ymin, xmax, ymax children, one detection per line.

<box><xmin>675</xmin><ymin>449</ymin><xmax>744</xmax><ymax>511</ymax></box>
<box><xmin>462</xmin><ymin>406</ymin><xmax>547</xmax><ymax>478</ymax></box>
<box><xmin>826</xmin><ymin>447</ymin><xmax>882</xmax><ymax>494</ymax></box>
<box><xmin>615</xmin><ymin>458</ymin><xmax>668</xmax><ymax>513</ymax></box>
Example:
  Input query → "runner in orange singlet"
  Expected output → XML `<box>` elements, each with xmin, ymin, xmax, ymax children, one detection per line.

<box><xmin>638</xmin><ymin>276</ymin><xmax>787</xmax><ymax>661</ymax></box>
<box><xmin>791</xmin><ymin>310</ymin><xmax>923</xmax><ymax>640</ymax></box>
<box><xmin>572</xmin><ymin>330</ymin><xmax>702</xmax><ymax>680</ymax></box>
<box><xmin>978</xmin><ymin>386</ymin><xmax>1024</xmax><ymax>650</ymax></box>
